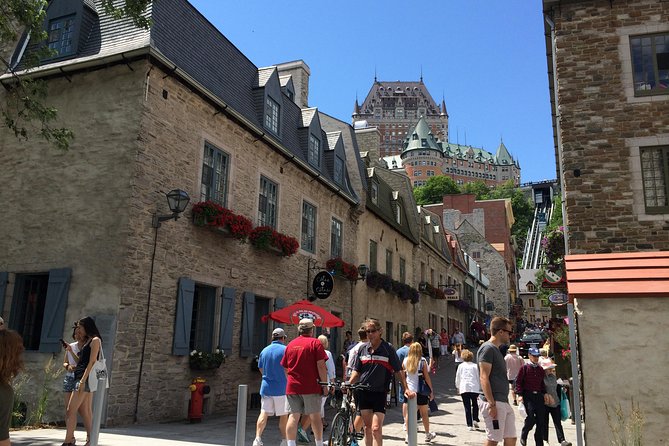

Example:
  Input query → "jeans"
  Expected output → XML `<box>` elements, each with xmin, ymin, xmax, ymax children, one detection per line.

<box><xmin>543</xmin><ymin>405</ymin><xmax>565</xmax><ymax>443</ymax></box>
<box><xmin>460</xmin><ymin>392</ymin><xmax>480</xmax><ymax>427</ymax></box>
<box><xmin>521</xmin><ymin>393</ymin><xmax>547</xmax><ymax>446</ymax></box>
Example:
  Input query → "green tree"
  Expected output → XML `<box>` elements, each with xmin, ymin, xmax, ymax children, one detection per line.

<box><xmin>413</xmin><ymin>176</ymin><xmax>460</xmax><ymax>205</ymax></box>
<box><xmin>461</xmin><ymin>180</ymin><xmax>490</xmax><ymax>198</ymax></box>
<box><xmin>1</xmin><ymin>0</ymin><xmax>151</xmax><ymax>150</ymax></box>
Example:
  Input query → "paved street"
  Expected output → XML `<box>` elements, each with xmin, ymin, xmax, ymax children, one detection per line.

<box><xmin>10</xmin><ymin>353</ymin><xmax>578</xmax><ymax>446</ymax></box>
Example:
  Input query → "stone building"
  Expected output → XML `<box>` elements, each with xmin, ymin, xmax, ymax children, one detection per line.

<box><xmin>543</xmin><ymin>0</ymin><xmax>669</xmax><ymax>442</ymax></box>
<box><xmin>517</xmin><ymin>269</ymin><xmax>549</xmax><ymax>324</ymax></box>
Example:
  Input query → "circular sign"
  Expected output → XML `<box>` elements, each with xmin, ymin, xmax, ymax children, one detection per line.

<box><xmin>548</xmin><ymin>292</ymin><xmax>568</xmax><ymax>305</ymax></box>
<box><xmin>313</xmin><ymin>271</ymin><xmax>334</xmax><ymax>299</ymax></box>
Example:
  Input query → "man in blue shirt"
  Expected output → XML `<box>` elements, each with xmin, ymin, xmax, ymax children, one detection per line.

<box><xmin>254</xmin><ymin>328</ymin><xmax>288</xmax><ymax>446</ymax></box>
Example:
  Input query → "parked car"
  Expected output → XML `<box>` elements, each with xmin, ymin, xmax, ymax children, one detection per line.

<box><xmin>517</xmin><ymin>332</ymin><xmax>545</xmax><ymax>358</ymax></box>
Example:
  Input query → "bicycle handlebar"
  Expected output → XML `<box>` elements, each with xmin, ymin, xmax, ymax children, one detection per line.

<box><xmin>318</xmin><ymin>380</ymin><xmax>371</xmax><ymax>391</ymax></box>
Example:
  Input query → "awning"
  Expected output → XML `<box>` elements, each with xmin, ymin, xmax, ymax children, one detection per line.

<box><xmin>564</xmin><ymin>251</ymin><xmax>669</xmax><ymax>299</ymax></box>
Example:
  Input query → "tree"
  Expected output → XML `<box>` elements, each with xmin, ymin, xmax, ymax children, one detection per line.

<box><xmin>413</xmin><ymin>176</ymin><xmax>460</xmax><ymax>205</ymax></box>
<box><xmin>0</xmin><ymin>0</ymin><xmax>151</xmax><ymax>150</ymax></box>
<box><xmin>461</xmin><ymin>180</ymin><xmax>490</xmax><ymax>198</ymax></box>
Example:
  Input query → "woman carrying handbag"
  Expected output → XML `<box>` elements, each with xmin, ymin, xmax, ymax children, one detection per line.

<box><xmin>63</xmin><ymin>317</ymin><xmax>103</xmax><ymax>446</ymax></box>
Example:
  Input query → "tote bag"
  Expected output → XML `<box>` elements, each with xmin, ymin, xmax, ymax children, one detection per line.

<box><xmin>88</xmin><ymin>344</ymin><xmax>110</xmax><ymax>392</ymax></box>
<box><xmin>560</xmin><ymin>388</ymin><xmax>570</xmax><ymax>421</ymax></box>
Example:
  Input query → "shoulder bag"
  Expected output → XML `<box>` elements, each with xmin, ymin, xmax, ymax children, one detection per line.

<box><xmin>417</xmin><ymin>359</ymin><xmax>431</xmax><ymax>396</ymax></box>
<box><xmin>88</xmin><ymin>343</ymin><xmax>110</xmax><ymax>392</ymax></box>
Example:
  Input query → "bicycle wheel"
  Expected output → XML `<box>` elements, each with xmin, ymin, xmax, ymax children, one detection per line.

<box><xmin>328</xmin><ymin>411</ymin><xmax>349</xmax><ymax>446</ymax></box>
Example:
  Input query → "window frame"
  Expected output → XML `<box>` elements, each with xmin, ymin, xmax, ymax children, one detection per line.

<box><xmin>334</xmin><ymin>156</ymin><xmax>345</xmax><ymax>185</ymax></box>
<box><xmin>301</xmin><ymin>200</ymin><xmax>317</xmax><ymax>253</ymax></box>
<box><xmin>399</xmin><ymin>257</ymin><xmax>406</xmax><ymax>283</ymax></box>
<box><xmin>630</xmin><ymin>32</ymin><xmax>669</xmax><ymax>97</ymax></box>
<box><xmin>639</xmin><ymin>145</ymin><xmax>669</xmax><ymax>214</ymax></box>
<box><xmin>369</xmin><ymin>240</ymin><xmax>378</xmax><ymax>272</ymax></box>
<box><xmin>264</xmin><ymin>96</ymin><xmax>281</xmax><ymax>135</ymax></box>
<box><xmin>200</xmin><ymin>141</ymin><xmax>230</xmax><ymax>207</ymax></box>
<box><xmin>258</xmin><ymin>175</ymin><xmax>279</xmax><ymax>228</ymax></box>
<box><xmin>47</xmin><ymin>15</ymin><xmax>76</xmax><ymax>58</ymax></box>
<box><xmin>385</xmin><ymin>249</ymin><xmax>393</xmax><ymax>278</ymax></box>
<box><xmin>308</xmin><ymin>133</ymin><xmax>321</xmax><ymax>168</ymax></box>
<box><xmin>330</xmin><ymin>217</ymin><xmax>343</xmax><ymax>258</ymax></box>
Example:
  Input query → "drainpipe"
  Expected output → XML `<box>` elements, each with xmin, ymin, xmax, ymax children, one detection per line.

<box><xmin>545</xmin><ymin>12</ymin><xmax>584</xmax><ymax>446</ymax></box>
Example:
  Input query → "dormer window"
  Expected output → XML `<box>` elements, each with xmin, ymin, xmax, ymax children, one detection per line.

<box><xmin>371</xmin><ymin>182</ymin><xmax>378</xmax><ymax>204</ymax></box>
<box><xmin>308</xmin><ymin>134</ymin><xmax>320</xmax><ymax>168</ymax></box>
<box><xmin>264</xmin><ymin>96</ymin><xmax>280</xmax><ymax>135</ymax></box>
<box><xmin>48</xmin><ymin>15</ymin><xmax>75</xmax><ymax>57</ymax></box>
<box><xmin>334</xmin><ymin>156</ymin><xmax>344</xmax><ymax>185</ymax></box>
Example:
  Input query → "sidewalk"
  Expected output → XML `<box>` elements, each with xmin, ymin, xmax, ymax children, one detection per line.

<box><xmin>11</xmin><ymin>353</ymin><xmax>578</xmax><ymax>445</ymax></box>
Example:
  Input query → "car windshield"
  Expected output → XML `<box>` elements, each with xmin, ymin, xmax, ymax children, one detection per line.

<box><xmin>521</xmin><ymin>334</ymin><xmax>543</xmax><ymax>342</ymax></box>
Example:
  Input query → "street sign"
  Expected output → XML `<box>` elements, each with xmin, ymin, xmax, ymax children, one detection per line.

<box><xmin>312</xmin><ymin>271</ymin><xmax>334</xmax><ymax>299</ymax></box>
<box><xmin>443</xmin><ymin>286</ymin><xmax>459</xmax><ymax>301</ymax></box>
<box><xmin>548</xmin><ymin>292</ymin><xmax>568</xmax><ymax>305</ymax></box>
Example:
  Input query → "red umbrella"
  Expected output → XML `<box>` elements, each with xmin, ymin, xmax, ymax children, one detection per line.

<box><xmin>261</xmin><ymin>299</ymin><xmax>345</xmax><ymax>328</ymax></box>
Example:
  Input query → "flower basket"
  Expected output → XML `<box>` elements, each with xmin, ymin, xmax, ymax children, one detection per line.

<box><xmin>189</xmin><ymin>348</ymin><xmax>226</xmax><ymax>370</ymax></box>
<box><xmin>191</xmin><ymin>201</ymin><xmax>253</xmax><ymax>241</ymax></box>
<box><xmin>325</xmin><ymin>258</ymin><xmax>359</xmax><ymax>281</ymax></box>
<box><xmin>452</xmin><ymin>299</ymin><xmax>470</xmax><ymax>311</ymax></box>
<box><xmin>249</xmin><ymin>226</ymin><xmax>299</xmax><ymax>257</ymax></box>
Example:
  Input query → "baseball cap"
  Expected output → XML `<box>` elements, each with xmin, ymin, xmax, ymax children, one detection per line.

<box><xmin>298</xmin><ymin>318</ymin><xmax>315</xmax><ymax>331</ymax></box>
<box><xmin>528</xmin><ymin>347</ymin><xmax>540</xmax><ymax>356</ymax></box>
<box><xmin>272</xmin><ymin>328</ymin><xmax>286</xmax><ymax>338</ymax></box>
<box><xmin>540</xmin><ymin>358</ymin><xmax>556</xmax><ymax>370</ymax></box>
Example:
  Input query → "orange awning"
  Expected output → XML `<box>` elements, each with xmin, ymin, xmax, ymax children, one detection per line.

<box><xmin>564</xmin><ymin>251</ymin><xmax>669</xmax><ymax>299</ymax></box>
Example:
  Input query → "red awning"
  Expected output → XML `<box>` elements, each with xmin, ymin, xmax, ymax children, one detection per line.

<box><xmin>564</xmin><ymin>251</ymin><xmax>669</xmax><ymax>299</ymax></box>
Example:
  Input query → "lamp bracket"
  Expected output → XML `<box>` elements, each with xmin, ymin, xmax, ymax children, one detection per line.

<box><xmin>152</xmin><ymin>212</ymin><xmax>179</xmax><ymax>228</ymax></box>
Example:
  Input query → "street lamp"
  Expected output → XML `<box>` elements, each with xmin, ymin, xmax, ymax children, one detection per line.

<box><xmin>152</xmin><ymin>189</ymin><xmax>190</xmax><ymax>227</ymax></box>
<box><xmin>357</xmin><ymin>264</ymin><xmax>368</xmax><ymax>281</ymax></box>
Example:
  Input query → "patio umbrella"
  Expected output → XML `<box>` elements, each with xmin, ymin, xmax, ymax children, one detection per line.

<box><xmin>261</xmin><ymin>299</ymin><xmax>345</xmax><ymax>328</ymax></box>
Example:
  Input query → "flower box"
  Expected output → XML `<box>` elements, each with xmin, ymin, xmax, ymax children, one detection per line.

<box><xmin>189</xmin><ymin>348</ymin><xmax>226</xmax><ymax>370</ymax></box>
<box><xmin>249</xmin><ymin>226</ymin><xmax>299</xmax><ymax>257</ymax></box>
<box><xmin>366</xmin><ymin>271</ymin><xmax>420</xmax><ymax>304</ymax></box>
<box><xmin>191</xmin><ymin>201</ymin><xmax>253</xmax><ymax>241</ymax></box>
<box><xmin>325</xmin><ymin>257</ymin><xmax>359</xmax><ymax>281</ymax></box>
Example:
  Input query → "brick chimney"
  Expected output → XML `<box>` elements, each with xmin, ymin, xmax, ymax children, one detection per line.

<box><xmin>276</xmin><ymin>60</ymin><xmax>310</xmax><ymax>108</ymax></box>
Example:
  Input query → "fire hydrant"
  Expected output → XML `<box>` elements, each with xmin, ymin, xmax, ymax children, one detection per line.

<box><xmin>188</xmin><ymin>377</ymin><xmax>210</xmax><ymax>423</ymax></box>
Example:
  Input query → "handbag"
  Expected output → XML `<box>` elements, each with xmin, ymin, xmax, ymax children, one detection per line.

<box><xmin>428</xmin><ymin>398</ymin><xmax>438</xmax><ymax>413</ymax></box>
<box><xmin>417</xmin><ymin>359</ymin><xmax>431</xmax><ymax>396</ymax></box>
<box><xmin>519</xmin><ymin>401</ymin><xmax>528</xmax><ymax>419</ymax></box>
<box><xmin>560</xmin><ymin>388</ymin><xmax>570</xmax><ymax>421</ymax></box>
<box><xmin>88</xmin><ymin>344</ymin><xmax>109</xmax><ymax>392</ymax></box>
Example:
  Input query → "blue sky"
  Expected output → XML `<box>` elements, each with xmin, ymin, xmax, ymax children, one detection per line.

<box><xmin>189</xmin><ymin>1</ymin><xmax>556</xmax><ymax>184</ymax></box>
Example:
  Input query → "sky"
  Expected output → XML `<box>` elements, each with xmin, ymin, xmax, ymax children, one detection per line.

<box><xmin>189</xmin><ymin>1</ymin><xmax>556</xmax><ymax>184</ymax></box>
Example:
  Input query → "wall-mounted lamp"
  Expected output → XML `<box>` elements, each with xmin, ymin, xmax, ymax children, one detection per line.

<box><xmin>152</xmin><ymin>189</ymin><xmax>190</xmax><ymax>227</ymax></box>
<box><xmin>357</xmin><ymin>264</ymin><xmax>369</xmax><ymax>281</ymax></box>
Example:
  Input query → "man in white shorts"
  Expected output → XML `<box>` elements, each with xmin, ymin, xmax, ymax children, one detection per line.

<box><xmin>254</xmin><ymin>328</ymin><xmax>289</xmax><ymax>446</ymax></box>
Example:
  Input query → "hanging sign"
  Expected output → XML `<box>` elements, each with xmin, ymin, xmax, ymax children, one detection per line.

<box><xmin>548</xmin><ymin>292</ymin><xmax>568</xmax><ymax>305</ymax></box>
<box><xmin>313</xmin><ymin>271</ymin><xmax>334</xmax><ymax>299</ymax></box>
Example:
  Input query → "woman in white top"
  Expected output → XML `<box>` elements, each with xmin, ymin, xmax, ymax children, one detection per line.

<box><xmin>454</xmin><ymin>349</ymin><xmax>481</xmax><ymax>431</ymax></box>
<box><xmin>402</xmin><ymin>343</ymin><xmax>436</xmax><ymax>443</ymax></box>
<box><xmin>317</xmin><ymin>335</ymin><xmax>336</xmax><ymax>427</ymax></box>
<box><xmin>61</xmin><ymin>324</ymin><xmax>93</xmax><ymax>444</ymax></box>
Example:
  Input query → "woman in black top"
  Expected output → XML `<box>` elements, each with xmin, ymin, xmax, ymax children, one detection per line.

<box><xmin>63</xmin><ymin>317</ymin><xmax>102</xmax><ymax>446</ymax></box>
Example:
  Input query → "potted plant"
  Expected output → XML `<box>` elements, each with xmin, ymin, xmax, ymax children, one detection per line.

<box><xmin>249</xmin><ymin>226</ymin><xmax>299</xmax><ymax>257</ymax></box>
<box><xmin>189</xmin><ymin>348</ymin><xmax>226</xmax><ymax>370</ymax></box>
<box><xmin>325</xmin><ymin>258</ymin><xmax>359</xmax><ymax>281</ymax></box>
<box><xmin>191</xmin><ymin>201</ymin><xmax>253</xmax><ymax>241</ymax></box>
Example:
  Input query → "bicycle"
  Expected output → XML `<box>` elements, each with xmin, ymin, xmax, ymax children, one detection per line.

<box><xmin>319</xmin><ymin>381</ymin><xmax>369</xmax><ymax>446</ymax></box>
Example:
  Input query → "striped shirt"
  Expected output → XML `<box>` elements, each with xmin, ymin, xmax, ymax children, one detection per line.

<box><xmin>352</xmin><ymin>340</ymin><xmax>401</xmax><ymax>392</ymax></box>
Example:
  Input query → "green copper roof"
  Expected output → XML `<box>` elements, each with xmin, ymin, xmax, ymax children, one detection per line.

<box><xmin>402</xmin><ymin>116</ymin><xmax>442</xmax><ymax>153</ymax></box>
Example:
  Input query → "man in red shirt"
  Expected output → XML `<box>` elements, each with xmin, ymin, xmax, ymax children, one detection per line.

<box><xmin>515</xmin><ymin>347</ymin><xmax>550</xmax><ymax>446</ymax></box>
<box><xmin>280</xmin><ymin>318</ymin><xmax>328</xmax><ymax>446</ymax></box>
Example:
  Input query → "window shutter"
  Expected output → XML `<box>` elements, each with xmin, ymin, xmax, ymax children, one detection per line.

<box><xmin>240</xmin><ymin>292</ymin><xmax>255</xmax><ymax>358</ymax></box>
<box><xmin>39</xmin><ymin>268</ymin><xmax>72</xmax><ymax>353</ymax></box>
<box><xmin>274</xmin><ymin>297</ymin><xmax>285</xmax><ymax>329</ymax></box>
<box><xmin>0</xmin><ymin>272</ymin><xmax>7</xmax><ymax>321</ymax></box>
<box><xmin>172</xmin><ymin>277</ymin><xmax>195</xmax><ymax>356</ymax></box>
<box><xmin>218</xmin><ymin>287</ymin><xmax>236</xmax><ymax>353</ymax></box>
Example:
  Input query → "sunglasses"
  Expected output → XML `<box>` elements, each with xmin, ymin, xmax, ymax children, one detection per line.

<box><xmin>500</xmin><ymin>329</ymin><xmax>513</xmax><ymax>335</ymax></box>
<box><xmin>366</xmin><ymin>329</ymin><xmax>378</xmax><ymax>334</ymax></box>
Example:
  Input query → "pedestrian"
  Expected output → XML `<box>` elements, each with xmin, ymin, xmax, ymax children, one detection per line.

<box><xmin>504</xmin><ymin>345</ymin><xmax>525</xmax><ymax>405</ymax></box>
<box><xmin>317</xmin><ymin>335</ymin><xmax>336</xmax><ymax>429</ymax></box>
<box><xmin>344</xmin><ymin>326</ymin><xmax>368</xmax><ymax>437</ymax></box>
<box><xmin>439</xmin><ymin>328</ymin><xmax>449</xmax><ymax>357</ymax></box>
<box><xmin>0</xmin><ymin>316</ymin><xmax>5</xmax><ymax>330</ymax></box>
<box><xmin>415</xmin><ymin>327</ymin><xmax>430</xmax><ymax>359</ymax></box>
<box><xmin>402</xmin><ymin>342</ymin><xmax>436</xmax><ymax>443</ymax></box>
<box><xmin>281</xmin><ymin>318</ymin><xmax>328</xmax><ymax>446</ymax></box>
<box><xmin>62</xmin><ymin>323</ymin><xmax>92</xmax><ymax>444</ymax></box>
<box><xmin>427</xmin><ymin>329</ymin><xmax>440</xmax><ymax>369</ymax></box>
<box><xmin>515</xmin><ymin>347</ymin><xmax>549</xmax><ymax>446</ymax></box>
<box><xmin>477</xmin><ymin>316</ymin><xmax>517</xmax><ymax>446</ymax></box>
<box><xmin>253</xmin><ymin>327</ymin><xmax>289</xmax><ymax>446</ymax></box>
<box><xmin>395</xmin><ymin>332</ymin><xmax>413</xmax><ymax>429</ymax></box>
<box><xmin>454</xmin><ymin>349</ymin><xmax>480</xmax><ymax>431</ymax></box>
<box><xmin>0</xmin><ymin>329</ymin><xmax>24</xmax><ymax>446</ymax></box>
<box><xmin>349</xmin><ymin>319</ymin><xmax>413</xmax><ymax>446</ymax></box>
<box><xmin>63</xmin><ymin>316</ymin><xmax>103</xmax><ymax>446</ymax></box>
<box><xmin>540</xmin><ymin>359</ymin><xmax>571</xmax><ymax>446</ymax></box>
<box><xmin>453</xmin><ymin>344</ymin><xmax>464</xmax><ymax>368</ymax></box>
<box><xmin>452</xmin><ymin>327</ymin><xmax>465</xmax><ymax>350</ymax></box>
<box><xmin>343</xmin><ymin>330</ymin><xmax>354</xmax><ymax>353</ymax></box>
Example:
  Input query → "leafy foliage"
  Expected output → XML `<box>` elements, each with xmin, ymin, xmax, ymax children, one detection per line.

<box><xmin>413</xmin><ymin>176</ymin><xmax>459</xmax><ymax>205</ymax></box>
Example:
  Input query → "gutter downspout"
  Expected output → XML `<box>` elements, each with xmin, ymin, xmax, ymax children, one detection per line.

<box><xmin>544</xmin><ymin>12</ymin><xmax>584</xmax><ymax>446</ymax></box>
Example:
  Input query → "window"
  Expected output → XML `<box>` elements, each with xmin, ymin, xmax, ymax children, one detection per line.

<box><xmin>430</xmin><ymin>268</ymin><xmax>435</xmax><ymax>285</ymax></box>
<box><xmin>371</xmin><ymin>182</ymin><xmax>379</xmax><ymax>204</ymax></box>
<box><xmin>47</xmin><ymin>16</ymin><xmax>75</xmax><ymax>57</ymax></box>
<box><xmin>529</xmin><ymin>298</ymin><xmax>535</xmax><ymax>308</ymax></box>
<box><xmin>631</xmin><ymin>33</ymin><xmax>669</xmax><ymax>95</ymax></box>
<box><xmin>330</xmin><ymin>217</ymin><xmax>343</xmax><ymax>258</ymax></box>
<box><xmin>301</xmin><ymin>201</ymin><xmax>317</xmax><ymax>253</ymax></box>
<box><xmin>308</xmin><ymin>134</ymin><xmax>321</xmax><ymax>168</ymax></box>
<box><xmin>399</xmin><ymin>258</ymin><xmax>406</xmax><ymax>283</ymax></box>
<box><xmin>264</xmin><ymin>96</ymin><xmax>280</xmax><ymax>134</ymax></box>
<box><xmin>640</xmin><ymin>146</ymin><xmax>669</xmax><ymax>213</ymax></box>
<box><xmin>369</xmin><ymin>240</ymin><xmax>378</xmax><ymax>271</ymax></box>
<box><xmin>472</xmin><ymin>251</ymin><xmax>481</xmax><ymax>259</ymax></box>
<box><xmin>258</xmin><ymin>176</ymin><xmax>278</xmax><ymax>228</ymax></box>
<box><xmin>201</xmin><ymin>142</ymin><xmax>230</xmax><ymax>206</ymax></box>
<box><xmin>414</xmin><ymin>171</ymin><xmax>422</xmax><ymax>177</ymax></box>
<box><xmin>527</xmin><ymin>282</ymin><xmax>536</xmax><ymax>292</ymax></box>
<box><xmin>190</xmin><ymin>284</ymin><xmax>216</xmax><ymax>352</ymax></box>
<box><xmin>334</xmin><ymin>156</ymin><xmax>345</xmax><ymax>185</ymax></box>
<box><xmin>420</xmin><ymin>262</ymin><xmax>425</xmax><ymax>282</ymax></box>
<box><xmin>394</xmin><ymin>203</ymin><xmax>401</xmax><ymax>224</ymax></box>
<box><xmin>386</xmin><ymin>249</ymin><xmax>393</xmax><ymax>278</ymax></box>
<box><xmin>252</xmin><ymin>297</ymin><xmax>270</xmax><ymax>355</ymax></box>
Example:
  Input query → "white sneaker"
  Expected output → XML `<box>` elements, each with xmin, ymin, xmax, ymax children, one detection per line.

<box><xmin>252</xmin><ymin>438</ymin><xmax>263</xmax><ymax>446</ymax></box>
<box><xmin>425</xmin><ymin>432</ymin><xmax>437</xmax><ymax>442</ymax></box>
<box><xmin>560</xmin><ymin>442</ymin><xmax>572</xmax><ymax>446</ymax></box>
<box><xmin>468</xmin><ymin>426</ymin><xmax>475</xmax><ymax>431</ymax></box>
<box><xmin>473</xmin><ymin>421</ymin><xmax>479</xmax><ymax>429</ymax></box>
<box><xmin>280</xmin><ymin>440</ymin><xmax>288</xmax><ymax>446</ymax></box>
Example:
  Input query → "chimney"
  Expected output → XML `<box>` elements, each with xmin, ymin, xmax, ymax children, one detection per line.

<box><xmin>276</xmin><ymin>60</ymin><xmax>310</xmax><ymax>108</ymax></box>
<box><xmin>355</xmin><ymin>126</ymin><xmax>384</xmax><ymax>168</ymax></box>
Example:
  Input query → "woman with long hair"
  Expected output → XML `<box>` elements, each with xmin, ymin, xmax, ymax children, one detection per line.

<box><xmin>402</xmin><ymin>342</ymin><xmax>436</xmax><ymax>443</ymax></box>
<box><xmin>0</xmin><ymin>329</ymin><xmax>25</xmax><ymax>446</ymax></box>
<box><xmin>63</xmin><ymin>317</ymin><xmax>102</xmax><ymax>446</ymax></box>
<box><xmin>62</xmin><ymin>323</ymin><xmax>93</xmax><ymax>444</ymax></box>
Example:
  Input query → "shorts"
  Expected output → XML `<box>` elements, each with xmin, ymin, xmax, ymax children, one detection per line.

<box><xmin>478</xmin><ymin>399</ymin><xmax>516</xmax><ymax>443</ymax></box>
<box><xmin>75</xmin><ymin>379</ymin><xmax>91</xmax><ymax>393</ymax></box>
<box><xmin>431</xmin><ymin>348</ymin><xmax>440</xmax><ymax>358</ymax></box>
<box><xmin>286</xmin><ymin>394</ymin><xmax>321</xmax><ymax>415</ymax></box>
<box><xmin>63</xmin><ymin>375</ymin><xmax>77</xmax><ymax>392</ymax></box>
<box><xmin>356</xmin><ymin>391</ymin><xmax>386</xmax><ymax>414</ymax></box>
<box><xmin>416</xmin><ymin>394</ymin><xmax>429</xmax><ymax>406</ymax></box>
<box><xmin>261</xmin><ymin>395</ymin><xmax>288</xmax><ymax>416</ymax></box>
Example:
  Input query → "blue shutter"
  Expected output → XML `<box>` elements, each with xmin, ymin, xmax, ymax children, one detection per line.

<box><xmin>39</xmin><ymin>268</ymin><xmax>72</xmax><ymax>353</ymax></box>
<box><xmin>274</xmin><ymin>297</ymin><xmax>285</xmax><ymax>329</ymax></box>
<box><xmin>240</xmin><ymin>292</ymin><xmax>255</xmax><ymax>358</ymax></box>
<box><xmin>218</xmin><ymin>287</ymin><xmax>236</xmax><ymax>353</ymax></box>
<box><xmin>0</xmin><ymin>272</ymin><xmax>8</xmax><ymax>321</ymax></box>
<box><xmin>172</xmin><ymin>278</ymin><xmax>195</xmax><ymax>356</ymax></box>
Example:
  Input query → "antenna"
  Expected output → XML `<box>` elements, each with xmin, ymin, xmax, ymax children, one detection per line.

<box><xmin>420</xmin><ymin>65</ymin><xmax>423</xmax><ymax>83</ymax></box>
<box><xmin>374</xmin><ymin>66</ymin><xmax>377</xmax><ymax>83</ymax></box>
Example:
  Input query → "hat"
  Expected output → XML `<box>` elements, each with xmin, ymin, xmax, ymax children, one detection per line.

<box><xmin>508</xmin><ymin>344</ymin><xmax>517</xmax><ymax>352</ymax></box>
<box><xmin>528</xmin><ymin>347</ymin><xmax>541</xmax><ymax>356</ymax></box>
<box><xmin>298</xmin><ymin>318</ymin><xmax>315</xmax><ymax>331</ymax></box>
<box><xmin>272</xmin><ymin>328</ymin><xmax>286</xmax><ymax>338</ymax></box>
<box><xmin>540</xmin><ymin>358</ymin><xmax>556</xmax><ymax>370</ymax></box>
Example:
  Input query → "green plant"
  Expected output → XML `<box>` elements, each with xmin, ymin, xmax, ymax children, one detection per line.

<box><xmin>605</xmin><ymin>400</ymin><xmax>645</xmax><ymax>446</ymax></box>
<box><xmin>28</xmin><ymin>356</ymin><xmax>63</xmax><ymax>425</ymax></box>
<box><xmin>189</xmin><ymin>348</ymin><xmax>226</xmax><ymax>370</ymax></box>
<box><xmin>11</xmin><ymin>373</ymin><xmax>30</xmax><ymax>427</ymax></box>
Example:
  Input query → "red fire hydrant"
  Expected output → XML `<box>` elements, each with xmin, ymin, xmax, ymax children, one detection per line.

<box><xmin>188</xmin><ymin>377</ymin><xmax>210</xmax><ymax>423</ymax></box>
